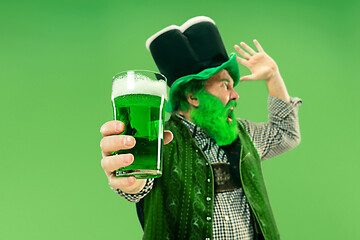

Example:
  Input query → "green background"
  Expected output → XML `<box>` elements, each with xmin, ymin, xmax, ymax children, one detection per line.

<box><xmin>1</xmin><ymin>0</ymin><xmax>358</xmax><ymax>239</ymax></box>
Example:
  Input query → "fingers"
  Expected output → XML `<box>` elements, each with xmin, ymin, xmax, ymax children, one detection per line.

<box><xmin>100</xmin><ymin>120</ymin><xmax>125</xmax><ymax>137</ymax></box>
<box><xmin>164</xmin><ymin>130</ymin><xmax>173</xmax><ymax>145</ymax></box>
<box><xmin>253</xmin><ymin>39</ymin><xmax>264</xmax><ymax>52</ymax></box>
<box><xmin>239</xmin><ymin>41</ymin><xmax>257</xmax><ymax>55</ymax></box>
<box><xmin>100</xmin><ymin>135</ymin><xmax>136</xmax><ymax>156</ymax></box>
<box><xmin>234</xmin><ymin>44</ymin><xmax>252</xmax><ymax>60</ymax></box>
<box><xmin>101</xmin><ymin>151</ymin><xmax>146</xmax><ymax>194</ymax></box>
<box><xmin>240</xmin><ymin>74</ymin><xmax>256</xmax><ymax>81</ymax></box>
<box><xmin>234</xmin><ymin>40</ymin><xmax>264</xmax><ymax>59</ymax></box>
<box><xmin>235</xmin><ymin>55</ymin><xmax>249</xmax><ymax>67</ymax></box>
<box><xmin>101</xmin><ymin>153</ymin><xmax>134</xmax><ymax>175</ymax></box>
<box><xmin>109</xmin><ymin>175</ymin><xmax>147</xmax><ymax>193</ymax></box>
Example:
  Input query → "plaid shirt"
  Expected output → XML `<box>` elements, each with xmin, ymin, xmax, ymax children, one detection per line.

<box><xmin>114</xmin><ymin>95</ymin><xmax>302</xmax><ymax>239</ymax></box>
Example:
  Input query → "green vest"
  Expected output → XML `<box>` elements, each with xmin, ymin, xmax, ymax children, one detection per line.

<box><xmin>138</xmin><ymin>114</ymin><xmax>280</xmax><ymax>240</ymax></box>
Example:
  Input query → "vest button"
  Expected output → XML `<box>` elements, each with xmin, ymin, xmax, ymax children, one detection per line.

<box><xmin>205</xmin><ymin>238</ymin><xmax>210</xmax><ymax>240</ymax></box>
<box><xmin>206</xmin><ymin>197</ymin><xmax>211</xmax><ymax>201</ymax></box>
<box><xmin>207</xmin><ymin>178</ymin><xmax>211</xmax><ymax>183</ymax></box>
<box><xmin>206</xmin><ymin>217</ymin><xmax>211</xmax><ymax>221</ymax></box>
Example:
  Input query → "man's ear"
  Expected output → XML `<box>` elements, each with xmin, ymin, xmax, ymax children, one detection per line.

<box><xmin>186</xmin><ymin>93</ymin><xmax>199</xmax><ymax>107</ymax></box>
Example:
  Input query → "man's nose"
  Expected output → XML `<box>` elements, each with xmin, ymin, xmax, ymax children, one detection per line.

<box><xmin>230</xmin><ymin>89</ymin><xmax>239</xmax><ymax>101</ymax></box>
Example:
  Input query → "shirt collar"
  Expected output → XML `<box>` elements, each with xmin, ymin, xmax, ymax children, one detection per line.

<box><xmin>175</xmin><ymin>113</ymin><xmax>210</xmax><ymax>140</ymax></box>
<box><xmin>174</xmin><ymin>113</ymin><xmax>223</xmax><ymax>161</ymax></box>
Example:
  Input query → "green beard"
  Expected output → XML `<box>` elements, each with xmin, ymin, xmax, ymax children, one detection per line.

<box><xmin>190</xmin><ymin>89</ymin><xmax>238</xmax><ymax>146</ymax></box>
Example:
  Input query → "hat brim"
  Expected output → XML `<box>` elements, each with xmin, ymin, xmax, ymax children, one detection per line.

<box><xmin>166</xmin><ymin>53</ymin><xmax>240</xmax><ymax>112</ymax></box>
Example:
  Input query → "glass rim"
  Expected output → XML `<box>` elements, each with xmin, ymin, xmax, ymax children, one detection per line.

<box><xmin>112</xmin><ymin>69</ymin><xmax>166</xmax><ymax>80</ymax></box>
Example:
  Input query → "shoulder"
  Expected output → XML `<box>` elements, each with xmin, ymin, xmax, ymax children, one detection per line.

<box><xmin>165</xmin><ymin>114</ymin><xmax>192</xmax><ymax>141</ymax></box>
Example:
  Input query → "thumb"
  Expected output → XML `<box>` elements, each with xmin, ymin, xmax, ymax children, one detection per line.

<box><xmin>164</xmin><ymin>130</ymin><xmax>173</xmax><ymax>145</ymax></box>
<box><xmin>240</xmin><ymin>74</ymin><xmax>256</xmax><ymax>81</ymax></box>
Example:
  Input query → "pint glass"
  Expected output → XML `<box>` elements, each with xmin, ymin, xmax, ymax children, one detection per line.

<box><xmin>111</xmin><ymin>70</ymin><xmax>167</xmax><ymax>179</ymax></box>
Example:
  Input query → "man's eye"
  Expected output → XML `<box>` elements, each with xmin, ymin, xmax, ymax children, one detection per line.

<box><xmin>223</xmin><ymin>83</ymin><xmax>228</xmax><ymax>89</ymax></box>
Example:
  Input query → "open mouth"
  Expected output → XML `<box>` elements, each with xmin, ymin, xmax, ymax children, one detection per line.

<box><xmin>227</xmin><ymin>107</ymin><xmax>234</xmax><ymax>122</ymax></box>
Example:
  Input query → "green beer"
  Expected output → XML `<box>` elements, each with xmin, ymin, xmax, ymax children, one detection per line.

<box><xmin>111</xmin><ymin>70</ymin><xmax>167</xmax><ymax>179</ymax></box>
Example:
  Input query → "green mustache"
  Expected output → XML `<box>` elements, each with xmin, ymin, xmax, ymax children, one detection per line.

<box><xmin>226</xmin><ymin>100</ymin><xmax>237</xmax><ymax>108</ymax></box>
<box><xmin>225</xmin><ymin>100</ymin><xmax>237</xmax><ymax>117</ymax></box>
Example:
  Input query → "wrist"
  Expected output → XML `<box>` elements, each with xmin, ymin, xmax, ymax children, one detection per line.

<box><xmin>265</xmin><ymin>70</ymin><xmax>291</xmax><ymax>103</ymax></box>
<box><xmin>122</xmin><ymin>178</ymin><xmax>147</xmax><ymax>194</ymax></box>
<box><xmin>265</xmin><ymin>69</ymin><xmax>281</xmax><ymax>83</ymax></box>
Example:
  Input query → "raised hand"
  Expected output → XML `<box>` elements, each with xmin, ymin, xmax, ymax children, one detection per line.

<box><xmin>234</xmin><ymin>39</ymin><xmax>279</xmax><ymax>82</ymax></box>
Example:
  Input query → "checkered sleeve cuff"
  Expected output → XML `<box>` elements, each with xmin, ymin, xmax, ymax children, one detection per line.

<box><xmin>111</xmin><ymin>178</ymin><xmax>154</xmax><ymax>203</ymax></box>
<box><xmin>268</xmin><ymin>95</ymin><xmax>302</xmax><ymax>118</ymax></box>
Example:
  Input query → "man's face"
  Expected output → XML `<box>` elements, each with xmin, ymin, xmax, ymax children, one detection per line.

<box><xmin>205</xmin><ymin>69</ymin><xmax>239</xmax><ymax>109</ymax></box>
<box><xmin>189</xmin><ymin>70</ymin><xmax>240</xmax><ymax>146</ymax></box>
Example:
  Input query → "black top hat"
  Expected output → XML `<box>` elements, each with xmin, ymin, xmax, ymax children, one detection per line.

<box><xmin>146</xmin><ymin>16</ymin><xmax>240</xmax><ymax>112</ymax></box>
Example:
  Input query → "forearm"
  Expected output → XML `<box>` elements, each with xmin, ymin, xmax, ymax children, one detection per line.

<box><xmin>239</xmin><ymin>95</ymin><xmax>302</xmax><ymax>160</ymax></box>
<box><xmin>265</xmin><ymin>70</ymin><xmax>291</xmax><ymax>103</ymax></box>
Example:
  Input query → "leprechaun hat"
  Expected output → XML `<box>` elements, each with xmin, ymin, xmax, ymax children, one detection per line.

<box><xmin>146</xmin><ymin>16</ymin><xmax>240</xmax><ymax>112</ymax></box>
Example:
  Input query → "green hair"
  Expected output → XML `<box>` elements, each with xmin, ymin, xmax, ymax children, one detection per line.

<box><xmin>172</xmin><ymin>80</ymin><xmax>205</xmax><ymax>112</ymax></box>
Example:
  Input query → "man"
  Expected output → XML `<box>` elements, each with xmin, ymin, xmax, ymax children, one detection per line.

<box><xmin>100</xmin><ymin>16</ymin><xmax>301</xmax><ymax>239</ymax></box>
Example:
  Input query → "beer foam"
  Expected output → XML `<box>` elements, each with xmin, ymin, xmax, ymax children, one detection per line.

<box><xmin>111</xmin><ymin>72</ymin><xmax>168</xmax><ymax>100</ymax></box>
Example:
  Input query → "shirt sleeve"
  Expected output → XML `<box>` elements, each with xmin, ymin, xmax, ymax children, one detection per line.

<box><xmin>239</xmin><ymin>95</ymin><xmax>302</xmax><ymax>160</ymax></box>
<box><xmin>111</xmin><ymin>178</ymin><xmax>155</xmax><ymax>203</ymax></box>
